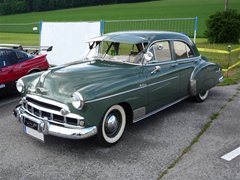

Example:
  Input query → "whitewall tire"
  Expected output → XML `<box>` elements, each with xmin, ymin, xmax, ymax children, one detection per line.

<box><xmin>98</xmin><ymin>105</ymin><xmax>126</xmax><ymax>146</ymax></box>
<box><xmin>195</xmin><ymin>90</ymin><xmax>209</xmax><ymax>102</ymax></box>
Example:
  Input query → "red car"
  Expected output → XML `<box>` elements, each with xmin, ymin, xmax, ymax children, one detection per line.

<box><xmin>0</xmin><ymin>47</ymin><xmax>49</xmax><ymax>92</ymax></box>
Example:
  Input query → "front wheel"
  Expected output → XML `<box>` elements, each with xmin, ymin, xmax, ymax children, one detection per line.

<box><xmin>97</xmin><ymin>105</ymin><xmax>126</xmax><ymax>146</ymax></box>
<box><xmin>194</xmin><ymin>90</ymin><xmax>209</xmax><ymax>102</ymax></box>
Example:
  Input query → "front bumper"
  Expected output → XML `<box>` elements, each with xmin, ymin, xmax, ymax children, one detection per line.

<box><xmin>13</xmin><ymin>106</ymin><xmax>97</xmax><ymax>140</ymax></box>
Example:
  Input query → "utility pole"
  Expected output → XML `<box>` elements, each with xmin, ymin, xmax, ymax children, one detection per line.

<box><xmin>225</xmin><ymin>0</ymin><xmax>229</xmax><ymax>11</ymax></box>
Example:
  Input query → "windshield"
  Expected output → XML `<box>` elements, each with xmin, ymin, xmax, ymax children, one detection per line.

<box><xmin>87</xmin><ymin>41</ymin><xmax>145</xmax><ymax>64</ymax></box>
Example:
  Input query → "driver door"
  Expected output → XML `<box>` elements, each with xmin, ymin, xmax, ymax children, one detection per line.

<box><xmin>144</xmin><ymin>40</ymin><xmax>180</xmax><ymax>113</ymax></box>
<box><xmin>0</xmin><ymin>50</ymin><xmax>17</xmax><ymax>84</ymax></box>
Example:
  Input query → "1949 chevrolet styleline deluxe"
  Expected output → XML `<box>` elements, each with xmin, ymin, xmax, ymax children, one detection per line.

<box><xmin>14</xmin><ymin>31</ymin><xmax>223</xmax><ymax>146</ymax></box>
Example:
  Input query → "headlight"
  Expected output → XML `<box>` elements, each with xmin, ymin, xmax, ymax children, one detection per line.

<box><xmin>16</xmin><ymin>79</ymin><xmax>24</xmax><ymax>93</ymax></box>
<box><xmin>72</xmin><ymin>92</ymin><xmax>84</xmax><ymax>110</ymax></box>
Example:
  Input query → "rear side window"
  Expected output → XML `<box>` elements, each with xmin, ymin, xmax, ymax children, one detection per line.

<box><xmin>174</xmin><ymin>41</ymin><xmax>194</xmax><ymax>60</ymax></box>
<box><xmin>149</xmin><ymin>41</ymin><xmax>172</xmax><ymax>62</ymax></box>
<box><xmin>0</xmin><ymin>50</ymin><xmax>6</xmax><ymax>68</ymax></box>
<box><xmin>16</xmin><ymin>51</ymin><xmax>32</xmax><ymax>62</ymax></box>
<box><xmin>5</xmin><ymin>50</ymin><xmax>17</xmax><ymax>66</ymax></box>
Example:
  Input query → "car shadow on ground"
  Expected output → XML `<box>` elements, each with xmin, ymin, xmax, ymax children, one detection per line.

<box><xmin>33</xmin><ymin>97</ymin><xmax>195</xmax><ymax>151</ymax></box>
<box><xmin>0</xmin><ymin>87</ymin><xmax>19</xmax><ymax>99</ymax></box>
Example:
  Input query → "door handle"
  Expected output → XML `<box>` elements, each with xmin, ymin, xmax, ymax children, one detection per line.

<box><xmin>151</xmin><ymin>66</ymin><xmax>161</xmax><ymax>75</ymax></box>
<box><xmin>194</xmin><ymin>59</ymin><xmax>200</xmax><ymax>63</ymax></box>
<box><xmin>171</xmin><ymin>63</ymin><xmax>178</xmax><ymax>67</ymax></box>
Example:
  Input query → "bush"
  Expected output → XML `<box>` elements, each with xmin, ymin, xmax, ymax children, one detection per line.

<box><xmin>12</xmin><ymin>1</ymin><xmax>29</xmax><ymax>14</ymax></box>
<box><xmin>0</xmin><ymin>3</ymin><xmax>13</xmax><ymax>15</ymax></box>
<box><xmin>205</xmin><ymin>9</ymin><xmax>240</xmax><ymax>43</ymax></box>
<box><xmin>0</xmin><ymin>0</ymin><xmax>154</xmax><ymax>15</ymax></box>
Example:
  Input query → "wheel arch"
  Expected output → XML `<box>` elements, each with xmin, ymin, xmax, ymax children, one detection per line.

<box><xmin>27</xmin><ymin>68</ymin><xmax>41</xmax><ymax>74</ymax></box>
<box><xmin>119</xmin><ymin>102</ymin><xmax>133</xmax><ymax>125</ymax></box>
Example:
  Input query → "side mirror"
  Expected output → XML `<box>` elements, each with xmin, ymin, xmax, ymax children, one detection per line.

<box><xmin>157</xmin><ymin>44</ymin><xmax>163</xmax><ymax>50</ymax></box>
<box><xmin>144</xmin><ymin>51</ymin><xmax>153</xmax><ymax>62</ymax></box>
<box><xmin>47</xmin><ymin>46</ymin><xmax>53</xmax><ymax>52</ymax></box>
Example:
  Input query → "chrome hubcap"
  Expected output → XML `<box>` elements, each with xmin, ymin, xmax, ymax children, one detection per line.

<box><xmin>106</xmin><ymin>114</ymin><xmax>119</xmax><ymax>134</ymax></box>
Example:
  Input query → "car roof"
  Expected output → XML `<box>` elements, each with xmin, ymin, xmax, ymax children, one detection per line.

<box><xmin>90</xmin><ymin>33</ymin><xmax>148</xmax><ymax>44</ymax></box>
<box><xmin>90</xmin><ymin>31</ymin><xmax>194</xmax><ymax>45</ymax></box>
<box><xmin>0</xmin><ymin>48</ymin><xmax>14</xmax><ymax>50</ymax></box>
<box><xmin>0</xmin><ymin>48</ymin><xmax>31</xmax><ymax>55</ymax></box>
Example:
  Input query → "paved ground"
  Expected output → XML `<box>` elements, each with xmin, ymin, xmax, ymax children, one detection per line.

<box><xmin>0</xmin><ymin>85</ymin><xmax>239</xmax><ymax>180</ymax></box>
<box><xmin>162</xmin><ymin>85</ymin><xmax>240</xmax><ymax>180</ymax></box>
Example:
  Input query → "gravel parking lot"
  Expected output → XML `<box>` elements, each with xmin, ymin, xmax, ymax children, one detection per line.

<box><xmin>0</xmin><ymin>85</ymin><xmax>239</xmax><ymax>180</ymax></box>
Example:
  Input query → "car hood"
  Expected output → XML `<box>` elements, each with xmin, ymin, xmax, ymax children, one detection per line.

<box><xmin>37</xmin><ymin>60</ymin><xmax>141</xmax><ymax>103</ymax></box>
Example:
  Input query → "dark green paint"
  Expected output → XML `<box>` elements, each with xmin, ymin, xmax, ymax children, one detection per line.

<box><xmin>20</xmin><ymin>31</ymin><xmax>222</xmax><ymax>127</ymax></box>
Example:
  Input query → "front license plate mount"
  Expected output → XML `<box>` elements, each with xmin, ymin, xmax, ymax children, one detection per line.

<box><xmin>23</xmin><ymin>125</ymin><xmax>45</xmax><ymax>142</ymax></box>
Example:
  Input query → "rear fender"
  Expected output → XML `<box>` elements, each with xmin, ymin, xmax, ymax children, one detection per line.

<box><xmin>190</xmin><ymin>61</ymin><xmax>222</xmax><ymax>96</ymax></box>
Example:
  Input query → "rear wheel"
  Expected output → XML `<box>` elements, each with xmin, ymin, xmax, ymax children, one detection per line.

<box><xmin>97</xmin><ymin>105</ymin><xmax>126</xmax><ymax>146</ymax></box>
<box><xmin>195</xmin><ymin>90</ymin><xmax>209</xmax><ymax>102</ymax></box>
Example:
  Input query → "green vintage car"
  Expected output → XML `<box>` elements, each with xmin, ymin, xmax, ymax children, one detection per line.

<box><xmin>14</xmin><ymin>31</ymin><xmax>223</xmax><ymax>146</ymax></box>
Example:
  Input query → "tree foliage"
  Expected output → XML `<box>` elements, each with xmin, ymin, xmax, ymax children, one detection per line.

<box><xmin>0</xmin><ymin>0</ymin><xmax>152</xmax><ymax>15</ymax></box>
<box><xmin>205</xmin><ymin>9</ymin><xmax>240</xmax><ymax>43</ymax></box>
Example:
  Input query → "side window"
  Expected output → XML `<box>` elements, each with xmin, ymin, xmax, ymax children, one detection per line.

<box><xmin>0</xmin><ymin>50</ymin><xmax>6</xmax><ymax>68</ymax></box>
<box><xmin>16</xmin><ymin>51</ymin><xmax>29</xmax><ymax>62</ymax></box>
<box><xmin>149</xmin><ymin>41</ymin><xmax>171</xmax><ymax>62</ymax></box>
<box><xmin>174</xmin><ymin>41</ymin><xmax>194</xmax><ymax>60</ymax></box>
<box><xmin>5</xmin><ymin>50</ymin><xmax>17</xmax><ymax>66</ymax></box>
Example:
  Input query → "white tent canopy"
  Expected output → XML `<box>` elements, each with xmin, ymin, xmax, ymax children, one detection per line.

<box><xmin>40</xmin><ymin>22</ymin><xmax>101</xmax><ymax>66</ymax></box>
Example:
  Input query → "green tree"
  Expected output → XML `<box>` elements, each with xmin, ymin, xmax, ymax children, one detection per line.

<box><xmin>205</xmin><ymin>9</ymin><xmax>240</xmax><ymax>43</ymax></box>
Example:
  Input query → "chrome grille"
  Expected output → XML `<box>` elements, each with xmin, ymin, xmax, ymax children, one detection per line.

<box><xmin>22</xmin><ymin>95</ymin><xmax>80</xmax><ymax>127</ymax></box>
<box><xmin>26</xmin><ymin>96</ymin><xmax>61</xmax><ymax>111</ymax></box>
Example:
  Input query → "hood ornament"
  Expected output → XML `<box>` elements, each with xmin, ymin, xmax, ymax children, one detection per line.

<box><xmin>37</xmin><ymin>87</ymin><xmax>49</xmax><ymax>93</ymax></box>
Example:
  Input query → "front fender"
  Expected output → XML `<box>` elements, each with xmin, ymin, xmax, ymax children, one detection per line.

<box><xmin>21</xmin><ymin>71</ymin><xmax>43</xmax><ymax>95</ymax></box>
<box><xmin>190</xmin><ymin>61</ymin><xmax>222</xmax><ymax>96</ymax></box>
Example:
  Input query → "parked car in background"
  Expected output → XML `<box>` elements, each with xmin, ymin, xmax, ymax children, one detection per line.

<box><xmin>0</xmin><ymin>44</ymin><xmax>50</xmax><ymax>93</ymax></box>
<box><xmin>13</xmin><ymin>31</ymin><xmax>223</xmax><ymax>146</ymax></box>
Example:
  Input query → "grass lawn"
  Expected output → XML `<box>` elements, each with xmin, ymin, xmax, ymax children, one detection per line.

<box><xmin>0</xmin><ymin>32</ymin><xmax>39</xmax><ymax>46</ymax></box>
<box><xmin>0</xmin><ymin>0</ymin><xmax>239</xmax><ymax>84</ymax></box>
<box><xmin>196</xmin><ymin>38</ymin><xmax>240</xmax><ymax>69</ymax></box>
<box><xmin>220</xmin><ymin>66</ymin><xmax>240</xmax><ymax>86</ymax></box>
<box><xmin>0</xmin><ymin>0</ymin><xmax>239</xmax><ymax>36</ymax></box>
<box><xmin>1</xmin><ymin>31</ymin><xmax>239</xmax><ymax>85</ymax></box>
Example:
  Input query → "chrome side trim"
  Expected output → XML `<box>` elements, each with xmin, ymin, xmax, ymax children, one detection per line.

<box><xmin>133</xmin><ymin>107</ymin><xmax>146</xmax><ymax>120</ymax></box>
<box><xmin>85</xmin><ymin>76</ymin><xmax>179</xmax><ymax>103</ymax></box>
<box><xmin>190</xmin><ymin>79</ymin><xmax>197</xmax><ymax>96</ymax></box>
<box><xmin>176</xmin><ymin>56</ymin><xmax>201</xmax><ymax>64</ymax></box>
<box><xmin>145</xmin><ymin>56</ymin><xmax>201</xmax><ymax>66</ymax></box>
<box><xmin>133</xmin><ymin>96</ymin><xmax>189</xmax><ymax>123</ymax></box>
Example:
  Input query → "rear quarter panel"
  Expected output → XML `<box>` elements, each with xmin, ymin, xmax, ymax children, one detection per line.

<box><xmin>191</xmin><ymin>60</ymin><xmax>222</xmax><ymax>94</ymax></box>
<box><xmin>24</xmin><ymin>54</ymin><xmax>49</xmax><ymax>73</ymax></box>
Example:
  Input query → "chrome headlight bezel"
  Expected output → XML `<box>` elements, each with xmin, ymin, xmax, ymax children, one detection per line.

<box><xmin>16</xmin><ymin>79</ymin><xmax>24</xmax><ymax>93</ymax></box>
<box><xmin>72</xmin><ymin>92</ymin><xmax>84</xmax><ymax>110</ymax></box>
